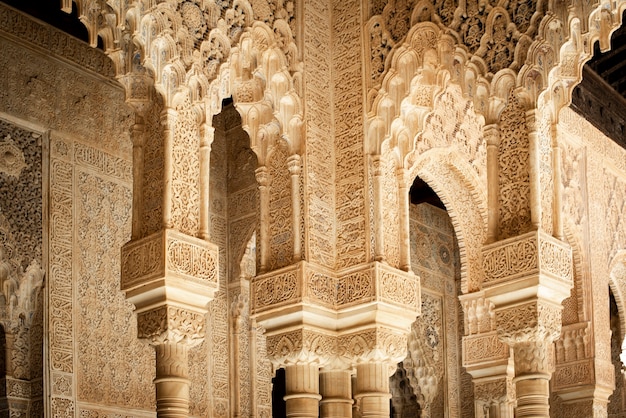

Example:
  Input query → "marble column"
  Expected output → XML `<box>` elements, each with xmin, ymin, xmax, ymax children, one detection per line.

<box><xmin>354</xmin><ymin>361</ymin><xmax>393</xmax><ymax>418</ymax></box>
<box><xmin>285</xmin><ymin>363</ymin><xmax>322</xmax><ymax>418</ymax></box>
<box><xmin>320</xmin><ymin>368</ymin><xmax>353</xmax><ymax>418</ymax></box>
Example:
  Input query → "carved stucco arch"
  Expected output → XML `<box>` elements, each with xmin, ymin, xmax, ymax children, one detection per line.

<box><xmin>608</xmin><ymin>251</ymin><xmax>626</xmax><ymax>369</ymax></box>
<box><xmin>366</xmin><ymin>0</ymin><xmax>626</xmax><ymax>144</ymax></box>
<box><xmin>368</xmin><ymin>22</ymin><xmax>488</xmax><ymax>294</ymax></box>
<box><xmin>561</xmin><ymin>221</ymin><xmax>588</xmax><ymax>324</ymax></box>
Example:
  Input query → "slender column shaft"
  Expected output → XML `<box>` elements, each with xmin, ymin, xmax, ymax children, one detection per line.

<box><xmin>514</xmin><ymin>377</ymin><xmax>550</xmax><ymax>417</ymax></box>
<box><xmin>199</xmin><ymin>124</ymin><xmax>214</xmax><ymax>240</ymax></box>
<box><xmin>284</xmin><ymin>363</ymin><xmax>321</xmax><ymax>418</ymax></box>
<box><xmin>161</xmin><ymin>109</ymin><xmax>177</xmax><ymax>229</ymax></box>
<box><xmin>396</xmin><ymin>168</ymin><xmax>411</xmax><ymax>271</ymax></box>
<box><xmin>355</xmin><ymin>362</ymin><xmax>391</xmax><ymax>418</ymax></box>
<box><xmin>255</xmin><ymin>167</ymin><xmax>270</xmax><ymax>273</ymax></box>
<box><xmin>320</xmin><ymin>369</ymin><xmax>353</xmax><ymax>418</ymax></box>
<box><xmin>154</xmin><ymin>343</ymin><xmax>190</xmax><ymax>418</ymax></box>
<box><xmin>551</xmin><ymin>123</ymin><xmax>564</xmax><ymax>240</ymax></box>
<box><xmin>231</xmin><ymin>312</ymin><xmax>242</xmax><ymax>418</ymax></box>
<box><xmin>131</xmin><ymin>117</ymin><xmax>145</xmax><ymax>240</ymax></box>
<box><xmin>372</xmin><ymin>155</ymin><xmax>384</xmax><ymax>261</ymax></box>
<box><xmin>485</xmin><ymin>124</ymin><xmax>500</xmax><ymax>243</ymax></box>
<box><xmin>288</xmin><ymin>154</ymin><xmax>302</xmax><ymax>262</ymax></box>
<box><xmin>526</xmin><ymin>110</ymin><xmax>541</xmax><ymax>229</ymax></box>
<box><xmin>250</xmin><ymin>318</ymin><xmax>258</xmax><ymax>418</ymax></box>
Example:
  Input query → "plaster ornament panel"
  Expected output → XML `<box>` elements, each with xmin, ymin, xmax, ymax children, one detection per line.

<box><xmin>333</xmin><ymin>0</ymin><xmax>368</xmax><ymax>269</ymax></box>
<box><xmin>68</xmin><ymin>140</ymin><xmax>154</xmax><ymax>410</ymax></box>
<box><xmin>303</xmin><ymin>0</ymin><xmax>335</xmax><ymax>269</ymax></box>
<box><xmin>482</xmin><ymin>230</ymin><xmax>572</xmax><ymax>286</ymax></box>
<box><xmin>140</xmin><ymin>96</ymin><xmax>166</xmax><ymax>238</ymax></box>
<box><xmin>462</xmin><ymin>332</ymin><xmax>509</xmax><ymax>366</ymax></box>
<box><xmin>380</xmin><ymin>142</ymin><xmax>401</xmax><ymax>268</ymax></box>
<box><xmin>252</xmin><ymin>261</ymin><xmax>420</xmax><ymax>318</ymax></box>
<box><xmin>252</xmin><ymin>266</ymin><xmax>300</xmax><ymax>311</ymax></box>
<box><xmin>497</xmin><ymin>92</ymin><xmax>532</xmax><ymax>240</ymax></box>
<box><xmin>553</xmin><ymin>358</ymin><xmax>594</xmax><ymax>390</ymax></box>
<box><xmin>537</xmin><ymin>104</ymin><xmax>554</xmax><ymax>235</ymax></box>
<box><xmin>0</xmin><ymin>120</ymin><xmax>42</xmax><ymax>271</ymax></box>
<box><xmin>267</xmin><ymin>145</ymin><xmax>293</xmax><ymax>271</ymax></box>
<box><xmin>121</xmin><ymin>229</ymin><xmax>220</xmax><ymax>309</ymax></box>
<box><xmin>0</xmin><ymin>4</ymin><xmax>114</xmax><ymax>77</ymax></box>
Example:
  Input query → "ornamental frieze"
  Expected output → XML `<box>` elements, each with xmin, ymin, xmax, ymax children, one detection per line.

<box><xmin>121</xmin><ymin>228</ymin><xmax>219</xmax><ymax>291</ymax></box>
<box><xmin>482</xmin><ymin>230</ymin><xmax>572</xmax><ymax>285</ymax></box>
<box><xmin>251</xmin><ymin>261</ymin><xmax>420</xmax><ymax>314</ymax></box>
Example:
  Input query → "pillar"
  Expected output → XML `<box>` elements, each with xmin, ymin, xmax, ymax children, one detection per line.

<box><xmin>396</xmin><ymin>167</ymin><xmax>411</xmax><ymax>272</ymax></box>
<box><xmin>285</xmin><ymin>363</ymin><xmax>321</xmax><ymax>418</ymax></box>
<box><xmin>320</xmin><ymin>368</ymin><xmax>353</xmax><ymax>417</ymax></box>
<box><xmin>154</xmin><ymin>342</ymin><xmax>191</xmax><ymax>417</ymax></box>
<box><xmin>483</xmin><ymin>230</ymin><xmax>573</xmax><ymax>418</ymax></box>
<box><xmin>460</xmin><ymin>292</ymin><xmax>514</xmax><ymax>418</ymax></box>
<box><xmin>371</xmin><ymin>155</ymin><xmax>384</xmax><ymax>262</ymax></box>
<box><xmin>135</xmin><ymin>303</ymin><xmax>208</xmax><ymax>418</ymax></box>
<box><xmin>354</xmin><ymin>361</ymin><xmax>392</xmax><ymax>418</ymax></box>
<box><xmin>485</xmin><ymin>124</ymin><xmax>500</xmax><ymax>243</ymax></box>
<box><xmin>121</xmin><ymin>229</ymin><xmax>219</xmax><ymax>417</ymax></box>
<box><xmin>287</xmin><ymin>154</ymin><xmax>302</xmax><ymax>262</ymax></box>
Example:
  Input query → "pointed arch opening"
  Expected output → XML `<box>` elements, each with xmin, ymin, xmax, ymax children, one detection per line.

<box><xmin>389</xmin><ymin>175</ymin><xmax>475</xmax><ymax>416</ymax></box>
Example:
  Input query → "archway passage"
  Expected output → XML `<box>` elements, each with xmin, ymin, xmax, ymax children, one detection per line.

<box><xmin>390</xmin><ymin>176</ymin><xmax>474</xmax><ymax>417</ymax></box>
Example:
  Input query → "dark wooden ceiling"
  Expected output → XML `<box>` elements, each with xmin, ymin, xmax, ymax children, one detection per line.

<box><xmin>587</xmin><ymin>25</ymin><xmax>626</xmax><ymax>97</ymax></box>
<box><xmin>571</xmin><ymin>16</ymin><xmax>626</xmax><ymax>149</ymax></box>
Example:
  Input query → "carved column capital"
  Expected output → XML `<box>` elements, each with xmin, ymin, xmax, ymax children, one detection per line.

<box><xmin>254</xmin><ymin>165</ymin><xmax>269</xmax><ymax>187</ymax></box>
<box><xmin>370</xmin><ymin>153</ymin><xmax>382</xmax><ymax>176</ymax></box>
<box><xmin>265</xmin><ymin>328</ymin><xmax>336</xmax><ymax>369</ymax></box>
<box><xmin>495</xmin><ymin>300</ymin><xmax>563</xmax><ymax>345</ymax></box>
<box><xmin>338</xmin><ymin>327</ymin><xmax>408</xmax><ymax>367</ymax></box>
<box><xmin>287</xmin><ymin>153</ymin><xmax>301</xmax><ymax>175</ymax></box>
<box><xmin>137</xmin><ymin>305</ymin><xmax>206</xmax><ymax>347</ymax></box>
<box><xmin>118</xmin><ymin>73</ymin><xmax>153</xmax><ymax>118</ymax></box>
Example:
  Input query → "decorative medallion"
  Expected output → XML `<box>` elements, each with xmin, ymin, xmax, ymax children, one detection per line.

<box><xmin>0</xmin><ymin>136</ymin><xmax>28</xmax><ymax>179</ymax></box>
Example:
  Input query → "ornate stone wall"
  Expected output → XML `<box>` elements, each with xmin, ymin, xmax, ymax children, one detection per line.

<box><xmin>0</xmin><ymin>6</ymin><xmax>156</xmax><ymax>416</ymax></box>
<box><xmin>0</xmin><ymin>118</ymin><xmax>44</xmax><ymax>417</ymax></box>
